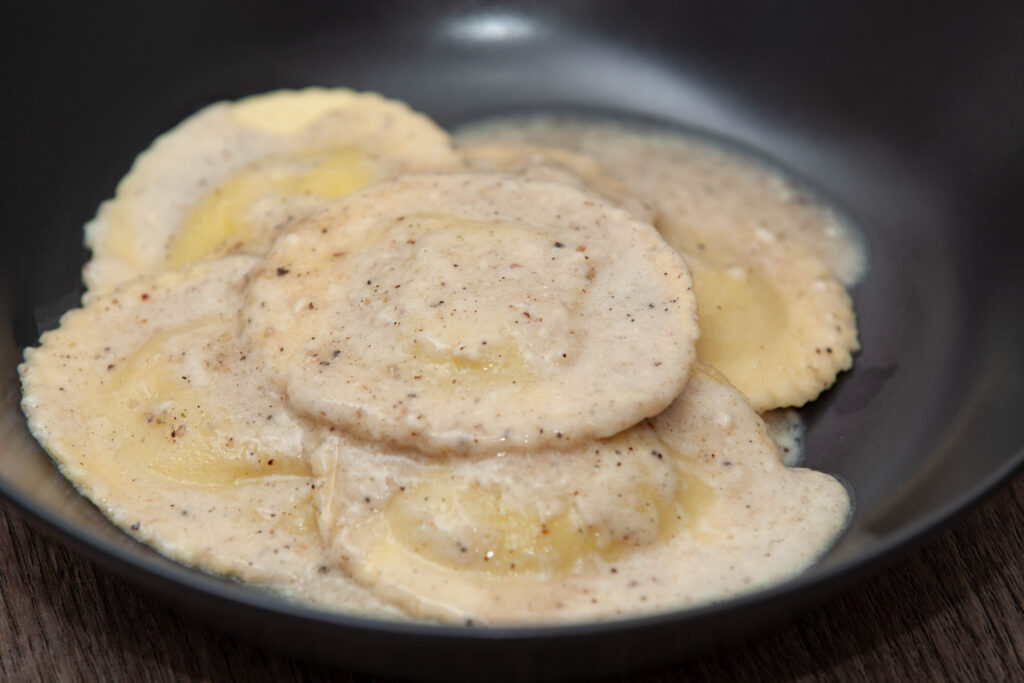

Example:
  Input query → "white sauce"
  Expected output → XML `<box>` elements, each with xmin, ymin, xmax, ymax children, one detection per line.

<box><xmin>763</xmin><ymin>409</ymin><xmax>806</xmax><ymax>467</ymax></box>
<box><xmin>20</xmin><ymin>100</ymin><xmax>862</xmax><ymax>626</ymax></box>
<box><xmin>456</xmin><ymin>115</ymin><xmax>867</xmax><ymax>287</ymax></box>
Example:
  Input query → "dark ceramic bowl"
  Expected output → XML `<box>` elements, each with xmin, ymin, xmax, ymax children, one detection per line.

<box><xmin>3</xmin><ymin>3</ymin><xmax>1024</xmax><ymax>681</ymax></box>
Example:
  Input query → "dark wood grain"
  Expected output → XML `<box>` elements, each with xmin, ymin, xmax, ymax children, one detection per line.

<box><xmin>3</xmin><ymin>473</ymin><xmax>1024</xmax><ymax>682</ymax></box>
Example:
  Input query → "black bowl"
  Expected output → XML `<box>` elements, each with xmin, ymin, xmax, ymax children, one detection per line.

<box><xmin>3</xmin><ymin>3</ymin><xmax>1024</xmax><ymax>681</ymax></box>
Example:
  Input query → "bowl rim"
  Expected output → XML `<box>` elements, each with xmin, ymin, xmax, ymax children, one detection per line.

<box><xmin>3</xmin><ymin>434</ymin><xmax>1022</xmax><ymax>642</ymax></box>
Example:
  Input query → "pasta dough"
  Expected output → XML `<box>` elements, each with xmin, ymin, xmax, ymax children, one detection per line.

<box><xmin>83</xmin><ymin>88</ymin><xmax>460</xmax><ymax>298</ymax></box>
<box><xmin>244</xmin><ymin>173</ymin><xmax>699</xmax><ymax>455</ymax></box>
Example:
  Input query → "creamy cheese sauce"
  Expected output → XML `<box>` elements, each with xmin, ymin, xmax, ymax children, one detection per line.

<box><xmin>20</xmin><ymin>93</ymin><xmax>862</xmax><ymax>625</ymax></box>
<box><xmin>763</xmin><ymin>409</ymin><xmax>806</xmax><ymax>467</ymax></box>
<box><xmin>83</xmin><ymin>89</ymin><xmax>460</xmax><ymax>300</ymax></box>
<box><xmin>244</xmin><ymin>174</ymin><xmax>698</xmax><ymax>455</ymax></box>
<box><xmin>456</xmin><ymin>115</ymin><xmax>867</xmax><ymax>287</ymax></box>
<box><xmin>456</xmin><ymin>117</ymin><xmax>864</xmax><ymax>413</ymax></box>
<box><xmin>310</xmin><ymin>367</ymin><xmax>847</xmax><ymax>623</ymax></box>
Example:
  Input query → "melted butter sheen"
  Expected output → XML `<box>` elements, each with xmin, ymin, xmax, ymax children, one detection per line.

<box><xmin>167</xmin><ymin>147</ymin><xmax>372</xmax><ymax>268</ymax></box>
<box><xmin>103</xmin><ymin>319</ymin><xmax>311</xmax><ymax>486</ymax></box>
<box><xmin>690</xmin><ymin>258</ymin><xmax>787</xmax><ymax>371</ymax></box>
<box><xmin>371</xmin><ymin>216</ymin><xmax>573</xmax><ymax>393</ymax></box>
<box><xmin>410</xmin><ymin>335</ymin><xmax>530</xmax><ymax>394</ymax></box>
<box><xmin>377</xmin><ymin>435</ymin><xmax>711</xmax><ymax>577</ymax></box>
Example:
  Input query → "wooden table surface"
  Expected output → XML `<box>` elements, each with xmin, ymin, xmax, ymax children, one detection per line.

<box><xmin>3</xmin><ymin>471</ymin><xmax>1023</xmax><ymax>682</ymax></box>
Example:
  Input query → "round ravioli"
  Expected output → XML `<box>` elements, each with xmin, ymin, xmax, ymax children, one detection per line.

<box><xmin>308</xmin><ymin>366</ymin><xmax>850</xmax><ymax>624</ymax></box>
<box><xmin>761</xmin><ymin>408</ymin><xmax>805</xmax><ymax>467</ymax></box>
<box><xmin>457</xmin><ymin>116</ymin><xmax>861</xmax><ymax>410</ymax></box>
<box><xmin>662</xmin><ymin>220</ymin><xmax>858</xmax><ymax>411</ymax></box>
<box><xmin>458</xmin><ymin>141</ymin><xmax>657</xmax><ymax>224</ymax></box>
<box><xmin>83</xmin><ymin>88</ymin><xmax>460</xmax><ymax>298</ymax></box>
<box><xmin>456</xmin><ymin>116</ymin><xmax>866</xmax><ymax>286</ymax></box>
<box><xmin>244</xmin><ymin>173</ymin><xmax>699</xmax><ymax>455</ymax></box>
<box><xmin>18</xmin><ymin>256</ymin><xmax>398</xmax><ymax>615</ymax></box>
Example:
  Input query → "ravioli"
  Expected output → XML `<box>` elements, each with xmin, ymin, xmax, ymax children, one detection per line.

<box><xmin>244</xmin><ymin>173</ymin><xmax>699</xmax><ymax>455</ymax></box>
<box><xmin>456</xmin><ymin>117</ymin><xmax>862</xmax><ymax>410</ymax></box>
<box><xmin>668</xmin><ymin>223</ymin><xmax>858</xmax><ymax>411</ymax></box>
<box><xmin>18</xmin><ymin>256</ymin><xmax>399</xmax><ymax>614</ymax></box>
<box><xmin>309</xmin><ymin>366</ymin><xmax>849</xmax><ymax>624</ymax></box>
<box><xmin>20</xmin><ymin>92</ymin><xmax>860</xmax><ymax>626</ymax></box>
<box><xmin>83</xmin><ymin>88</ymin><xmax>460</xmax><ymax>298</ymax></box>
<box><xmin>456</xmin><ymin>116</ymin><xmax>866</xmax><ymax>285</ymax></box>
<box><xmin>458</xmin><ymin>141</ymin><xmax>657</xmax><ymax>223</ymax></box>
